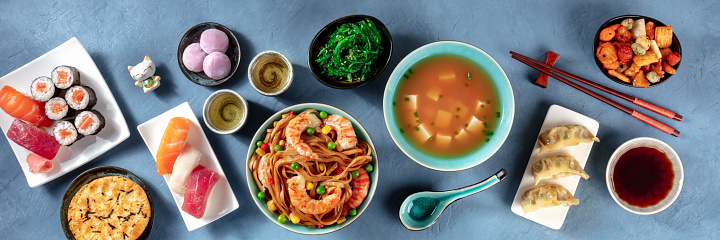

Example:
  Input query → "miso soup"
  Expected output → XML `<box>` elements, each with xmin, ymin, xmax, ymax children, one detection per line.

<box><xmin>393</xmin><ymin>55</ymin><xmax>500</xmax><ymax>157</ymax></box>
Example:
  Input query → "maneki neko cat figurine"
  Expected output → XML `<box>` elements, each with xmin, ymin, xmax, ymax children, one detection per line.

<box><xmin>129</xmin><ymin>55</ymin><xmax>161</xmax><ymax>93</ymax></box>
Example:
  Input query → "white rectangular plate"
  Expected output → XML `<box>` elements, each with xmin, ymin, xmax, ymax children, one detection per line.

<box><xmin>510</xmin><ymin>104</ymin><xmax>599</xmax><ymax>230</ymax></box>
<box><xmin>137</xmin><ymin>102</ymin><xmax>238</xmax><ymax>231</ymax></box>
<box><xmin>0</xmin><ymin>37</ymin><xmax>130</xmax><ymax>188</ymax></box>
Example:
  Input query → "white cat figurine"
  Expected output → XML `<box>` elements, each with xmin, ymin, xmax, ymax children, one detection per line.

<box><xmin>128</xmin><ymin>55</ymin><xmax>161</xmax><ymax>93</ymax></box>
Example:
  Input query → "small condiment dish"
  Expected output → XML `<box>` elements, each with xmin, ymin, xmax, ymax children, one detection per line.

<box><xmin>308</xmin><ymin>14</ymin><xmax>392</xmax><ymax>89</ymax></box>
<box><xmin>248</xmin><ymin>51</ymin><xmax>293</xmax><ymax>96</ymax></box>
<box><xmin>178</xmin><ymin>22</ymin><xmax>241</xmax><ymax>86</ymax></box>
<box><xmin>203</xmin><ymin>89</ymin><xmax>248</xmax><ymax>134</ymax></box>
<box><xmin>606</xmin><ymin>137</ymin><xmax>684</xmax><ymax>215</ymax></box>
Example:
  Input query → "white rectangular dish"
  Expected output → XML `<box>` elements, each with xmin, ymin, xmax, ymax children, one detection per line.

<box><xmin>510</xmin><ymin>104</ymin><xmax>599</xmax><ymax>230</ymax></box>
<box><xmin>137</xmin><ymin>102</ymin><xmax>238</xmax><ymax>231</ymax></box>
<box><xmin>0</xmin><ymin>37</ymin><xmax>130</xmax><ymax>188</ymax></box>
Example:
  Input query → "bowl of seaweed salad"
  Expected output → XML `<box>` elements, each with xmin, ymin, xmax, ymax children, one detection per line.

<box><xmin>309</xmin><ymin>15</ymin><xmax>393</xmax><ymax>89</ymax></box>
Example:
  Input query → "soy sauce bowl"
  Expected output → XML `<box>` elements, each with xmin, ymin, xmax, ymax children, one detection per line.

<box><xmin>605</xmin><ymin>137</ymin><xmax>684</xmax><ymax>215</ymax></box>
<box><xmin>593</xmin><ymin>15</ymin><xmax>682</xmax><ymax>87</ymax></box>
<box><xmin>308</xmin><ymin>15</ymin><xmax>392</xmax><ymax>89</ymax></box>
<box><xmin>178</xmin><ymin>22</ymin><xmax>241</xmax><ymax>86</ymax></box>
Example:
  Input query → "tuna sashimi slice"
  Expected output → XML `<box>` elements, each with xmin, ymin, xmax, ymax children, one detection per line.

<box><xmin>0</xmin><ymin>86</ymin><xmax>53</xmax><ymax>127</ymax></box>
<box><xmin>156</xmin><ymin>117</ymin><xmax>190</xmax><ymax>175</ymax></box>
<box><xmin>7</xmin><ymin>118</ymin><xmax>60</xmax><ymax>159</ymax></box>
<box><xmin>26</xmin><ymin>153</ymin><xmax>54</xmax><ymax>173</ymax></box>
<box><xmin>181</xmin><ymin>165</ymin><xmax>220</xmax><ymax>219</ymax></box>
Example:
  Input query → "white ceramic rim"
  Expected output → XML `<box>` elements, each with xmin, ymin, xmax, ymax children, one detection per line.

<box><xmin>202</xmin><ymin>89</ymin><xmax>249</xmax><ymax>134</ymax></box>
<box><xmin>605</xmin><ymin>137</ymin><xmax>684</xmax><ymax>215</ymax></box>
<box><xmin>247</xmin><ymin>50</ymin><xmax>294</xmax><ymax>96</ymax></box>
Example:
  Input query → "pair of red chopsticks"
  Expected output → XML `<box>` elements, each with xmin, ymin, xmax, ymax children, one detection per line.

<box><xmin>510</xmin><ymin>51</ymin><xmax>681</xmax><ymax>137</ymax></box>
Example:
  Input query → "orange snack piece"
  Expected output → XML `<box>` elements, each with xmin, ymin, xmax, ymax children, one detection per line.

<box><xmin>655</xmin><ymin>26</ymin><xmax>673</xmax><ymax>48</ymax></box>
<box><xmin>632</xmin><ymin>70</ymin><xmax>650</xmax><ymax>88</ymax></box>
<box><xmin>608</xmin><ymin>70</ymin><xmax>631</xmax><ymax>83</ymax></box>
<box><xmin>662</xmin><ymin>61</ymin><xmax>677</xmax><ymax>75</ymax></box>
<box><xmin>633</xmin><ymin>52</ymin><xmax>660</xmax><ymax>67</ymax></box>
<box><xmin>615</xmin><ymin>26</ymin><xmax>632</xmax><ymax>42</ymax></box>
<box><xmin>645</xmin><ymin>21</ymin><xmax>656</xmax><ymax>40</ymax></box>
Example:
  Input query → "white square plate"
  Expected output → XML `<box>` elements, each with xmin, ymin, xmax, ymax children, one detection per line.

<box><xmin>0</xmin><ymin>37</ymin><xmax>130</xmax><ymax>188</ymax></box>
<box><xmin>137</xmin><ymin>102</ymin><xmax>238</xmax><ymax>231</ymax></box>
<box><xmin>510</xmin><ymin>104</ymin><xmax>599</xmax><ymax>229</ymax></box>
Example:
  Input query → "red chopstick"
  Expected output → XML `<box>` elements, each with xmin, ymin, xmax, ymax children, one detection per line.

<box><xmin>510</xmin><ymin>51</ymin><xmax>682</xmax><ymax>121</ymax></box>
<box><xmin>510</xmin><ymin>53</ymin><xmax>679</xmax><ymax>137</ymax></box>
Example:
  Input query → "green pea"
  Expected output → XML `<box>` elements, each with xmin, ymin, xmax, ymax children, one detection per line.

<box><xmin>351</xmin><ymin>170</ymin><xmax>359</xmax><ymax>178</ymax></box>
<box><xmin>316</xmin><ymin>186</ymin><xmax>326</xmax><ymax>194</ymax></box>
<box><xmin>319</xmin><ymin>111</ymin><xmax>328</xmax><ymax>119</ymax></box>
<box><xmin>274</xmin><ymin>145</ymin><xmax>282</xmax><ymax>152</ymax></box>
<box><xmin>291</xmin><ymin>162</ymin><xmax>299</xmax><ymax>170</ymax></box>
<box><xmin>257</xmin><ymin>191</ymin><xmax>265</xmax><ymax>200</ymax></box>
<box><xmin>349</xmin><ymin>208</ymin><xmax>357</xmax><ymax>216</ymax></box>
<box><xmin>278</xmin><ymin>214</ymin><xmax>288</xmax><ymax>223</ymax></box>
<box><xmin>306</xmin><ymin>127</ymin><xmax>315</xmax><ymax>135</ymax></box>
<box><xmin>328</xmin><ymin>142</ymin><xmax>336</xmax><ymax>150</ymax></box>
<box><xmin>256</xmin><ymin>141</ymin><xmax>263</xmax><ymax>147</ymax></box>
<box><xmin>365</xmin><ymin>164</ymin><xmax>374</xmax><ymax>172</ymax></box>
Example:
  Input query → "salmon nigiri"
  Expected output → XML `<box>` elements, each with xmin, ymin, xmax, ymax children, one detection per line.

<box><xmin>156</xmin><ymin>117</ymin><xmax>190</xmax><ymax>175</ymax></box>
<box><xmin>0</xmin><ymin>86</ymin><xmax>53</xmax><ymax>127</ymax></box>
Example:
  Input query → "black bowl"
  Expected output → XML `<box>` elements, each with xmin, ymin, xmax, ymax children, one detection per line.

<box><xmin>593</xmin><ymin>15</ymin><xmax>681</xmax><ymax>87</ymax></box>
<box><xmin>61</xmin><ymin>166</ymin><xmax>154</xmax><ymax>240</ymax></box>
<box><xmin>308</xmin><ymin>15</ymin><xmax>393</xmax><ymax>89</ymax></box>
<box><xmin>178</xmin><ymin>22</ymin><xmax>241</xmax><ymax>86</ymax></box>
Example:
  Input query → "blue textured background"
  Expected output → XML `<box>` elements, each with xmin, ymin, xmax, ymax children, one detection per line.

<box><xmin>1</xmin><ymin>0</ymin><xmax>718</xmax><ymax>239</ymax></box>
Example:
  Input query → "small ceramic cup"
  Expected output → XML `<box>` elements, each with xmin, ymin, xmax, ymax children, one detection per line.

<box><xmin>248</xmin><ymin>51</ymin><xmax>293</xmax><ymax>96</ymax></box>
<box><xmin>606</xmin><ymin>137</ymin><xmax>684</xmax><ymax>215</ymax></box>
<box><xmin>203</xmin><ymin>89</ymin><xmax>248</xmax><ymax>134</ymax></box>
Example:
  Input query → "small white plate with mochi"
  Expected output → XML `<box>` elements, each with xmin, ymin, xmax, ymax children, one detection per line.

<box><xmin>510</xmin><ymin>104</ymin><xmax>599</xmax><ymax>230</ymax></box>
<box><xmin>137</xmin><ymin>102</ymin><xmax>238</xmax><ymax>231</ymax></box>
<box><xmin>0</xmin><ymin>37</ymin><xmax>130</xmax><ymax>188</ymax></box>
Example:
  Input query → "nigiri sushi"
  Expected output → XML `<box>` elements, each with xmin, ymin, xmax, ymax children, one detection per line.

<box><xmin>26</xmin><ymin>153</ymin><xmax>54</xmax><ymax>173</ymax></box>
<box><xmin>0</xmin><ymin>86</ymin><xmax>53</xmax><ymax>127</ymax></box>
<box><xmin>181</xmin><ymin>165</ymin><xmax>219</xmax><ymax>219</ymax></box>
<box><xmin>156</xmin><ymin>117</ymin><xmax>190</xmax><ymax>175</ymax></box>
<box><xmin>7</xmin><ymin>118</ymin><xmax>60</xmax><ymax>160</ymax></box>
<box><xmin>169</xmin><ymin>144</ymin><xmax>202</xmax><ymax>195</ymax></box>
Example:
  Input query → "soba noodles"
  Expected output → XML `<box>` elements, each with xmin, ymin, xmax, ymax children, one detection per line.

<box><xmin>250</xmin><ymin>109</ymin><xmax>373</xmax><ymax>227</ymax></box>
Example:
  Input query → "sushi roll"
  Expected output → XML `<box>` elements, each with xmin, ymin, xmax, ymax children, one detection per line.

<box><xmin>30</xmin><ymin>76</ymin><xmax>56</xmax><ymax>102</ymax></box>
<box><xmin>75</xmin><ymin>110</ymin><xmax>105</xmax><ymax>135</ymax></box>
<box><xmin>65</xmin><ymin>85</ymin><xmax>96</xmax><ymax>110</ymax></box>
<box><xmin>53</xmin><ymin>121</ymin><xmax>82</xmax><ymax>146</ymax></box>
<box><xmin>45</xmin><ymin>97</ymin><xmax>74</xmax><ymax>120</ymax></box>
<box><xmin>51</xmin><ymin>65</ymin><xmax>80</xmax><ymax>89</ymax></box>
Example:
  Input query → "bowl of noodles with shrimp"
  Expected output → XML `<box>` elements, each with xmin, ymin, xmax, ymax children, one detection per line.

<box><xmin>245</xmin><ymin>103</ymin><xmax>378</xmax><ymax>234</ymax></box>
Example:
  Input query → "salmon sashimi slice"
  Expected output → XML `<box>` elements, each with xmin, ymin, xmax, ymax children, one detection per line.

<box><xmin>0</xmin><ymin>86</ymin><xmax>53</xmax><ymax>127</ymax></box>
<box><xmin>156</xmin><ymin>117</ymin><xmax>190</xmax><ymax>175</ymax></box>
<box><xmin>7</xmin><ymin>118</ymin><xmax>60</xmax><ymax>160</ymax></box>
<box><xmin>182</xmin><ymin>165</ymin><xmax>220</xmax><ymax>219</ymax></box>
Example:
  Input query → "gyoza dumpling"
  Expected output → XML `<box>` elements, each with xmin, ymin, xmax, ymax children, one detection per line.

<box><xmin>532</xmin><ymin>155</ymin><xmax>589</xmax><ymax>185</ymax></box>
<box><xmin>520</xmin><ymin>184</ymin><xmax>579</xmax><ymax>215</ymax></box>
<box><xmin>537</xmin><ymin>125</ymin><xmax>599</xmax><ymax>154</ymax></box>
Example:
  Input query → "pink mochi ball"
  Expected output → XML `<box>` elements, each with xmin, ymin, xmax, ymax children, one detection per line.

<box><xmin>182</xmin><ymin>43</ymin><xmax>208</xmax><ymax>72</ymax></box>
<box><xmin>203</xmin><ymin>52</ymin><xmax>231</xmax><ymax>79</ymax></box>
<box><xmin>200</xmin><ymin>29</ymin><xmax>229</xmax><ymax>54</ymax></box>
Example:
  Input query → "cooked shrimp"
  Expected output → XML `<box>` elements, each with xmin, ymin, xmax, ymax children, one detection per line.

<box><xmin>344</xmin><ymin>168</ymin><xmax>370</xmax><ymax>214</ymax></box>
<box><xmin>323</xmin><ymin>114</ymin><xmax>357</xmax><ymax>151</ymax></box>
<box><xmin>287</xmin><ymin>176</ymin><xmax>343</xmax><ymax>215</ymax></box>
<box><xmin>257</xmin><ymin>154</ymin><xmax>270</xmax><ymax>188</ymax></box>
<box><xmin>285</xmin><ymin>112</ymin><xmax>321</xmax><ymax>159</ymax></box>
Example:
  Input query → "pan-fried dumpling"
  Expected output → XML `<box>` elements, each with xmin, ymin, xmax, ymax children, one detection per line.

<box><xmin>521</xmin><ymin>184</ymin><xmax>579</xmax><ymax>215</ymax></box>
<box><xmin>537</xmin><ymin>125</ymin><xmax>599</xmax><ymax>154</ymax></box>
<box><xmin>532</xmin><ymin>155</ymin><xmax>589</xmax><ymax>185</ymax></box>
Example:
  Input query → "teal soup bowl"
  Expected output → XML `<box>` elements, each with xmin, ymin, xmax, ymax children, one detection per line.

<box><xmin>383</xmin><ymin>41</ymin><xmax>514</xmax><ymax>171</ymax></box>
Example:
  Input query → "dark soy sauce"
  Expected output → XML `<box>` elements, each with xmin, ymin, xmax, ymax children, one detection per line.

<box><xmin>612</xmin><ymin>146</ymin><xmax>674</xmax><ymax>207</ymax></box>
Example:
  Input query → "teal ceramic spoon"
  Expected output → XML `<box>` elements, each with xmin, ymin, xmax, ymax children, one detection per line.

<box><xmin>399</xmin><ymin>168</ymin><xmax>507</xmax><ymax>231</ymax></box>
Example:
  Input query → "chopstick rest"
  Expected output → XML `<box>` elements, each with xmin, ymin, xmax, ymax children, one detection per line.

<box><xmin>533</xmin><ymin>51</ymin><xmax>561</xmax><ymax>88</ymax></box>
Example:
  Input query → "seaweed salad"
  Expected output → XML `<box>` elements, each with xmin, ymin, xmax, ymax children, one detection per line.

<box><xmin>315</xmin><ymin>18</ymin><xmax>383</xmax><ymax>82</ymax></box>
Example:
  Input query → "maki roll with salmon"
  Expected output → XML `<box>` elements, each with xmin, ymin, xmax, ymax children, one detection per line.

<box><xmin>30</xmin><ymin>76</ymin><xmax>56</xmax><ymax>102</ymax></box>
<box><xmin>65</xmin><ymin>85</ymin><xmax>96</xmax><ymax>110</ymax></box>
<box><xmin>51</xmin><ymin>65</ymin><xmax>80</xmax><ymax>89</ymax></box>
<box><xmin>45</xmin><ymin>97</ymin><xmax>74</xmax><ymax>120</ymax></box>
<box><xmin>75</xmin><ymin>110</ymin><xmax>105</xmax><ymax>135</ymax></box>
<box><xmin>53</xmin><ymin>120</ymin><xmax>82</xmax><ymax>146</ymax></box>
